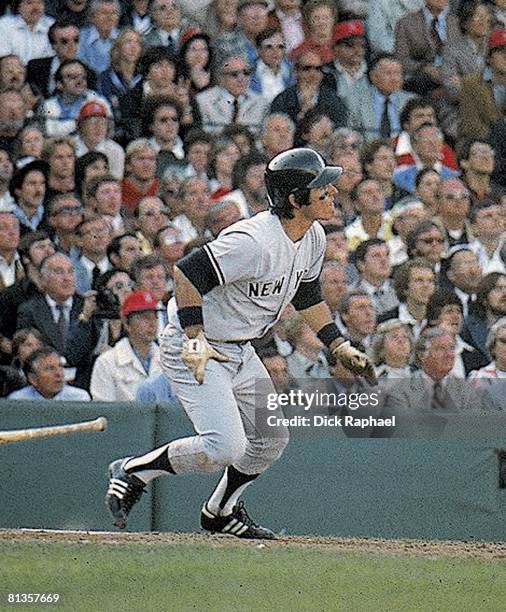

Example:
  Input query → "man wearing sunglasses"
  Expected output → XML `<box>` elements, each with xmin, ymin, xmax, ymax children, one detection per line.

<box><xmin>27</xmin><ymin>20</ymin><xmax>97</xmax><ymax>98</ymax></box>
<box><xmin>194</xmin><ymin>53</ymin><xmax>269</xmax><ymax>135</ymax></box>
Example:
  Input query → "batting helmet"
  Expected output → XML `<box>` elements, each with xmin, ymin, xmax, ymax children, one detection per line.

<box><xmin>265</xmin><ymin>148</ymin><xmax>342</xmax><ymax>218</ymax></box>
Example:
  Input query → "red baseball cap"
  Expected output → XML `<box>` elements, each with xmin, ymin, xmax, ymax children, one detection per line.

<box><xmin>489</xmin><ymin>29</ymin><xmax>506</xmax><ymax>51</ymax></box>
<box><xmin>333</xmin><ymin>20</ymin><xmax>365</xmax><ymax>44</ymax></box>
<box><xmin>121</xmin><ymin>290</ymin><xmax>159</xmax><ymax>317</ymax></box>
<box><xmin>79</xmin><ymin>100</ymin><xmax>108</xmax><ymax>119</ymax></box>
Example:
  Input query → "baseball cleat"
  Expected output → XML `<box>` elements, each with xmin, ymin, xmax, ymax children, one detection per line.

<box><xmin>200</xmin><ymin>501</ymin><xmax>276</xmax><ymax>539</ymax></box>
<box><xmin>105</xmin><ymin>458</ymin><xmax>146</xmax><ymax>529</ymax></box>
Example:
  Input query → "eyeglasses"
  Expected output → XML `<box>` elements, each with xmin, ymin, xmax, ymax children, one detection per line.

<box><xmin>262</xmin><ymin>43</ymin><xmax>285</xmax><ymax>50</ymax></box>
<box><xmin>223</xmin><ymin>69</ymin><xmax>251</xmax><ymax>78</ymax></box>
<box><xmin>298</xmin><ymin>65</ymin><xmax>322</xmax><ymax>72</ymax></box>
<box><xmin>54</xmin><ymin>206</ymin><xmax>83</xmax><ymax>215</ymax></box>
<box><xmin>58</xmin><ymin>37</ymin><xmax>79</xmax><ymax>44</ymax></box>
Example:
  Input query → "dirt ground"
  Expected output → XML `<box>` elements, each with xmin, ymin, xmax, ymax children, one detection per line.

<box><xmin>0</xmin><ymin>528</ymin><xmax>504</xmax><ymax>560</ymax></box>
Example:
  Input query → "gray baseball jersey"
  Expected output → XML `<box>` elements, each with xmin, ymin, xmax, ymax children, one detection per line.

<box><xmin>167</xmin><ymin>211</ymin><xmax>326</xmax><ymax>340</ymax></box>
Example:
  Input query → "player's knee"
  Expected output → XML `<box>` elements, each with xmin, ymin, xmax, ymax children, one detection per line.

<box><xmin>205</xmin><ymin>435</ymin><xmax>247</xmax><ymax>467</ymax></box>
<box><xmin>267</xmin><ymin>427</ymin><xmax>289</xmax><ymax>461</ymax></box>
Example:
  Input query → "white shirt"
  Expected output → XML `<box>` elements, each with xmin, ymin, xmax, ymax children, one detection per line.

<box><xmin>73</xmin><ymin>136</ymin><xmax>125</xmax><ymax>179</ymax></box>
<box><xmin>0</xmin><ymin>252</ymin><xmax>20</xmax><ymax>288</ymax></box>
<box><xmin>454</xmin><ymin>287</ymin><xmax>473</xmax><ymax>319</ymax></box>
<box><xmin>0</xmin><ymin>14</ymin><xmax>54</xmax><ymax>65</ymax></box>
<box><xmin>45</xmin><ymin>294</ymin><xmax>73</xmax><ymax>324</ymax></box>
<box><xmin>80</xmin><ymin>255</ymin><xmax>110</xmax><ymax>283</ymax></box>
<box><xmin>398</xmin><ymin>302</ymin><xmax>425</xmax><ymax>339</ymax></box>
<box><xmin>275</xmin><ymin>8</ymin><xmax>304</xmax><ymax>53</ymax></box>
<box><xmin>148</xmin><ymin>136</ymin><xmax>185</xmax><ymax>160</ymax></box>
<box><xmin>255</xmin><ymin>60</ymin><xmax>288</xmax><ymax>103</ymax></box>
<box><xmin>469</xmin><ymin>239</ymin><xmax>505</xmax><ymax>275</ymax></box>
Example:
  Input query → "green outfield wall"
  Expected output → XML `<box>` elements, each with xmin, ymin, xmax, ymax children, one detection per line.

<box><xmin>0</xmin><ymin>401</ymin><xmax>505</xmax><ymax>542</ymax></box>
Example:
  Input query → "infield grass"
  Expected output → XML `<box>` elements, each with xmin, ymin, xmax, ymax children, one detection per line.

<box><xmin>0</xmin><ymin>540</ymin><xmax>504</xmax><ymax>612</ymax></box>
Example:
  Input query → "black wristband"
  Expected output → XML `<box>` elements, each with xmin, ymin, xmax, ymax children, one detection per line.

<box><xmin>317</xmin><ymin>323</ymin><xmax>341</xmax><ymax>348</ymax></box>
<box><xmin>177</xmin><ymin>306</ymin><xmax>203</xmax><ymax>329</ymax></box>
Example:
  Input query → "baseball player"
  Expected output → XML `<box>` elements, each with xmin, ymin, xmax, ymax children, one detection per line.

<box><xmin>105</xmin><ymin>148</ymin><xmax>376</xmax><ymax>538</ymax></box>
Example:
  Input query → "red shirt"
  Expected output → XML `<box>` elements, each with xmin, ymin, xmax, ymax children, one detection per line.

<box><xmin>121</xmin><ymin>178</ymin><xmax>160</xmax><ymax>215</ymax></box>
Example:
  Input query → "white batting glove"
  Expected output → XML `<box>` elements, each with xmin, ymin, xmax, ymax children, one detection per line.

<box><xmin>331</xmin><ymin>339</ymin><xmax>377</xmax><ymax>386</ymax></box>
<box><xmin>181</xmin><ymin>330</ymin><xmax>229</xmax><ymax>384</ymax></box>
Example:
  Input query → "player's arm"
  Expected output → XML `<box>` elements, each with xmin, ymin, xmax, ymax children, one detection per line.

<box><xmin>291</xmin><ymin>278</ymin><xmax>377</xmax><ymax>384</ymax></box>
<box><xmin>173</xmin><ymin>248</ymin><xmax>228</xmax><ymax>384</ymax></box>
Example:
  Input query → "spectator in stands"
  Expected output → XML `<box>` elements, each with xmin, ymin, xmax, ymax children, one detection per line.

<box><xmin>458</xmin><ymin>139</ymin><xmax>502</xmax><ymax>206</ymax></box>
<box><xmin>461</xmin><ymin>271</ymin><xmax>506</xmax><ymax>361</ymax></box>
<box><xmin>331</xmin><ymin>152</ymin><xmax>362</xmax><ymax>224</ymax></box>
<box><xmin>90</xmin><ymin>289</ymin><xmax>162</xmax><ymax>401</ymax></box>
<box><xmin>131</xmin><ymin>254</ymin><xmax>170</xmax><ymax>334</ymax></box>
<box><xmin>393</xmin><ymin>124</ymin><xmax>460</xmax><ymax>193</ymax></box>
<box><xmin>259</xmin><ymin>113</ymin><xmax>295</xmax><ymax>159</ymax></box>
<box><xmin>40</xmin><ymin>59</ymin><xmax>111</xmax><ymax>137</ymax></box>
<box><xmin>320</xmin><ymin>260</ymin><xmax>348</xmax><ymax>322</ymax></box>
<box><xmin>336</xmin><ymin>289</ymin><xmax>376</xmax><ymax>351</ymax></box>
<box><xmin>379</xmin><ymin>257</ymin><xmax>435</xmax><ymax>338</ymax></box>
<box><xmin>295</xmin><ymin>109</ymin><xmax>334</xmax><ymax>157</ymax></box>
<box><xmin>394</xmin><ymin>0</ymin><xmax>460</xmax><ymax>97</ymax></box>
<box><xmin>443</xmin><ymin>246</ymin><xmax>481</xmax><ymax>317</ymax></box>
<box><xmin>97</xmin><ymin>27</ymin><xmax>143</xmax><ymax>134</ymax></box>
<box><xmin>133</xmin><ymin>196</ymin><xmax>170</xmax><ymax>255</ymax></box>
<box><xmin>226</xmin><ymin>152</ymin><xmax>268</xmax><ymax>217</ymax></box>
<box><xmin>426</xmin><ymin>287</ymin><xmax>481</xmax><ymax>376</ymax></box>
<box><xmin>26</xmin><ymin>20</ymin><xmax>96</xmax><ymax>99</ymax></box>
<box><xmin>75</xmin><ymin>151</ymin><xmax>109</xmax><ymax>203</ymax></box>
<box><xmin>107</xmin><ymin>232</ymin><xmax>142</xmax><ymax>272</ymax></box>
<box><xmin>0</xmin><ymin>90</ymin><xmax>28</xmax><ymax>155</ymax></box>
<box><xmin>73</xmin><ymin>100</ymin><xmax>125</xmax><ymax>179</ymax></box>
<box><xmin>121</xmin><ymin>139</ymin><xmax>160</xmax><ymax>215</ymax></box>
<box><xmin>72</xmin><ymin>214</ymin><xmax>112</xmax><ymax>293</ymax></box>
<box><xmin>324</xmin><ymin>19</ymin><xmax>369</xmax><ymax>112</ymax></box>
<box><xmin>8</xmin><ymin>346</ymin><xmax>90</xmax><ymax>400</ymax></box>
<box><xmin>17</xmin><ymin>252</ymin><xmax>84</xmax><ymax>355</ymax></box>
<box><xmin>348</xmin><ymin>53</ymin><xmax>414</xmax><ymax>142</ymax></box>
<box><xmin>469</xmin><ymin>200</ymin><xmax>505</xmax><ymax>274</ymax></box>
<box><xmin>470</xmin><ymin>317</ymin><xmax>506</xmax><ymax>379</ymax></box>
<box><xmin>153</xmin><ymin>223</ymin><xmax>185</xmax><ymax>284</ymax></box>
<box><xmin>194</xmin><ymin>53</ymin><xmax>268</xmax><ymax>135</ymax></box>
<box><xmin>370</xmin><ymin>319</ymin><xmax>413</xmax><ymax>379</ymax></box>
<box><xmin>142</xmin><ymin>95</ymin><xmax>185</xmax><ymax>178</ymax></box>
<box><xmin>413</xmin><ymin>167</ymin><xmax>441</xmax><ymax>216</ymax></box>
<box><xmin>0</xmin><ymin>0</ymin><xmax>54</xmax><ymax>65</ymax></box>
<box><xmin>406</xmin><ymin>219</ymin><xmax>448</xmax><ymax>271</ymax></box>
<box><xmin>435</xmin><ymin>177</ymin><xmax>472</xmax><ymax>246</ymax></box>
<box><xmin>291</xmin><ymin>0</ymin><xmax>338</xmax><ymax>64</ymax></box>
<box><xmin>394</xmin><ymin>96</ymin><xmax>458</xmax><ymax>170</ymax></box>
<box><xmin>0</xmin><ymin>211</ymin><xmax>23</xmax><ymax>291</ymax></box>
<box><xmin>120</xmin><ymin>0</ymin><xmax>152</xmax><ymax>35</ymax></box>
<box><xmin>360</xmin><ymin>139</ymin><xmax>399</xmax><ymax>209</ymax></box>
<box><xmin>181</xmin><ymin>129</ymin><xmax>212</xmax><ymax>180</ymax></box>
<box><xmin>9</xmin><ymin>160</ymin><xmax>48</xmax><ymax>235</ymax></box>
<box><xmin>266</xmin><ymin>0</ymin><xmax>304</xmax><ymax>54</ymax></box>
<box><xmin>86</xmin><ymin>174</ymin><xmax>124</xmax><ymax>236</ymax></box>
<box><xmin>47</xmin><ymin>0</ymin><xmax>90</xmax><ymax>29</ymax></box>
<box><xmin>0</xmin><ymin>149</ymin><xmax>15</xmax><ymax>211</ymax></box>
<box><xmin>145</xmin><ymin>0</ymin><xmax>192</xmax><ymax>54</ymax></box>
<box><xmin>250</xmin><ymin>28</ymin><xmax>293</xmax><ymax>104</ymax></box>
<box><xmin>204</xmin><ymin>200</ymin><xmax>244</xmax><ymax>238</ymax></box>
<box><xmin>353</xmin><ymin>239</ymin><xmax>399</xmax><ymax>316</ymax></box>
<box><xmin>42</xmin><ymin>137</ymin><xmax>76</xmax><ymax>198</ymax></box>
<box><xmin>0</xmin><ymin>54</ymin><xmax>27</xmax><ymax>95</ymax></box>
<box><xmin>208</xmin><ymin>139</ymin><xmax>241</xmax><ymax>200</ymax></box>
<box><xmin>459</xmin><ymin>28</ymin><xmax>506</xmax><ymax>143</ymax></box>
<box><xmin>387</xmin><ymin>199</ymin><xmax>428</xmax><ymax>266</ymax></box>
<box><xmin>176</xmin><ymin>32</ymin><xmax>212</xmax><ymax>97</ymax></box>
<box><xmin>271</xmin><ymin>48</ymin><xmax>348</xmax><ymax>126</ymax></box>
<box><xmin>79</xmin><ymin>0</ymin><xmax>120</xmax><ymax>74</ymax></box>
<box><xmin>0</xmin><ymin>231</ymin><xmax>54</xmax><ymax>361</ymax></box>
<box><xmin>9</xmin><ymin>327</ymin><xmax>44</xmax><ymax>380</ymax></box>
<box><xmin>171</xmin><ymin>176</ymin><xmax>212</xmax><ymax>242</ymax></box>
<box><xmin>44</xmin><ymin>193</ymin><xmax>83</xmax><ymax>257</ymax></box>
<box><xmin>345</xmin><ymin>179</ymin><xmax>391</xmax><ymax>251</ymax></box>
<box><xmin>367</xmin><ymin>0</ymin><xmax>424</xmax><ymax>54</ymax></box>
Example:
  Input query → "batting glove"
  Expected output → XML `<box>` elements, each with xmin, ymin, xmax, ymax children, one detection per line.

<box><xmin>181</xmin><ymin>330</ymin><xmax>229</xmax><ymax>384</ymax></box>
<box><xmin>331</xmin><ymin>339</ymin><xmax>377</xmax><ymax>386</ymax></box>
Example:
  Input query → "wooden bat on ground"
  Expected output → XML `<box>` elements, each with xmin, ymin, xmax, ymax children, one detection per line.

<box><xmin>0</xmin><ymin>417</ymin><xmax>108</xmax><ymax>444</ymax></box>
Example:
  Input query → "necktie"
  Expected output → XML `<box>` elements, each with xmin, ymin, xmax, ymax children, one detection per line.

<box><xmin>430</xmin><ymin>381</ymin><xmax>446</xmax><ymax>410</ymax></box>
<box><xmin>430</xmin><ymin>17</ymin><xmax>443</xmax><ymax>55</ymax></box>
<box><xmin>56</xmin><ymin>304</ymin><xmax>68</xmax><ymax>346</ymax></box>
<box><xmin>231</xmin><ymin>98</ymin><xmax>240</xmax><ymax>124</ymax></box>
<box><xmin>380</xmin><ymin>97</ymin><xmax>391</xmax><ymax>138</ymax></box>
<box><xmin>92</xmin><ymin>265</ymin><xmax>101</xmax><ymax>290</ymax></box>
<box><xmin>167</xmin><ymin>34</ymin><xmax>175</xmax><ymax>53</ymax></box>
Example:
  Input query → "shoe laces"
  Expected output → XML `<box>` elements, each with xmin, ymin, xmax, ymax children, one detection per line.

<box><xmin>232</xmin><ymin>501</ymin><xmax>256</xmax><ymax>528</ymax></box>
<box><xmin>121</xmin><ymin>477</ymin><xmax>145</xmax><ymax>513</ymax></box>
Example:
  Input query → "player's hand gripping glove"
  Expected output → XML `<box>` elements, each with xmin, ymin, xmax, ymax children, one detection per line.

<box><xmin>181</xmin><ymin>330</ymin><xmax>229</xmax><ymax>384</ymax></box>
<box><xmin>330</xmin><ymin>339</ymin><xmax>377</xmax><ymax>386</ymax></box>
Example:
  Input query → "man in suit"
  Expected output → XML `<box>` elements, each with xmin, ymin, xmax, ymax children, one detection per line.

<box><xmin>271</xmin><ymin>49</ymin><xmax>348</xmax><ymax>128</ymax></box>
<box><xmin>442</xmin><ymin>246</ymin><xmax>481</xmax><ymax>318</ymax></box>
<box><xmin>460</xmin><ymin>29</ymin><xmax>506</xmax><ymax>143</ymax></box>
<box><xmin>26</xmin><ymin>20</ymin><xmax>96</xmax><ymax>99</ymax></box>
<box><xmin>394</xmin><ymin>0</ymin><xmax>460</xmax><ymax>96</ymax></box>
<box><xmin>71</xmin><ymin>214</ymin><xmax>112</xmax><ymax>294</ymax></box>
<box><xmin>382</xmin><ymin>327</ymin><xmax>489</xmax><ymax>437</ymax></box>
<box><xmin>194</xmin><ymin>54</ymin><xmax>269</xmax><ymax>136</ymax></box>
<box><xmin>348</xmin><ymin>52</ymin><xmax>414</xmax><ymax>142</ymax></box>
<box><xmin>10</xmin><ymin>160</ymin><xmax>48</xmax><ymax>236</ymax></box>
<box><xmin>0</xmin><ymin>211</ymin><xmax>23</xmax><ymax>292</ymax></box>
<box><xmin>16</xmin><ymin>252</ymin><xmax>84</xmax><ymax>355</ymax></box>
<box><xmin>144</xmin><ymin>0</ymin><xmax>190</xmax><ymax>54</ymax></box>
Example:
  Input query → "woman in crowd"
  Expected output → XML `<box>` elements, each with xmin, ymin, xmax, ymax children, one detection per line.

<box><xmin>207</xmin><ymin>139</ymin><xmax>241</xmax><ymax>199</ymax></box>
<box><xmin>10</xmin><ymin>328</ymin><xmax>44</xmax><ymax>381</ymax></box>
<box><xmin>291</xmin><ymin>0</ymin><xmax>338</xmax><ymax>63</ymax></box>
<box><xmin>370</xmin><ymin>319</ymin><xmax>413</xmax><ymax>379</ymax></box>
<box><xmin>414</xmin><ymin>168</ymin><xmax>442</xmax><ymax>217</ymax></box>
<box><xmin>75</xmin><ymin>151</ymin><xmax>110</xmax><ymax>203</ymax></box>
<box><xmin>14</xmin><ymin>124</ymin><xmax>44</xmax><ymax>167</ymax></box>
<box><xmin>177</xmin><ymin>32</ymin><xmax>212</xmax><ymax>96</ymax></box>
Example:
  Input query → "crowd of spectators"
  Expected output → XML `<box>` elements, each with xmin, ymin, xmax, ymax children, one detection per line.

<box><xmin>0</xmin><ymin>0</ymin><xmax>505</xmax><ymax>407</ymax></box>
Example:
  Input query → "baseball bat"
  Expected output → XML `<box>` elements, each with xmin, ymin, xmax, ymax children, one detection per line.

<box><xmin>0</xmin><ymin>417</ymin><xmax>108</xmax><ymax>445</ymax></box>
